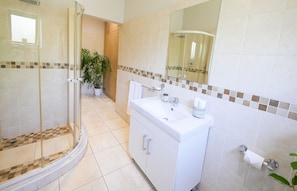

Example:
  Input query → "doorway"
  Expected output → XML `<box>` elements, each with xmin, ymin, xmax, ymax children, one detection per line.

<box><xmin>104</xmin><ymin>22</ymin><xmax>119</xmax><ymax>101</ymax></box>
<box><xmin>81</xmin><ymin>15</ymin><xmax>119</xmax><ymax>100</ymax></box>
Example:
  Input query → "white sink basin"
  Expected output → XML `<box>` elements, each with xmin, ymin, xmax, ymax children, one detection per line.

<box><xmin>130</xmin><ymin>96</ymin><xmax>213</xmax><ymax>142</ymax></box>
<box><xmin>140</xmin><ymin>98</ymin><xmax>189</xmax><ymax>122</ymax></box>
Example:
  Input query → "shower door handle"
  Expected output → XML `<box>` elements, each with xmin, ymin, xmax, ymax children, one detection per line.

<box><xmin>67</xmin><ymin>78</ymin><xmax>82</xmax><ymax>83</ymax></box>
<box><xmin>67</xmin><ymin>78</ymin><xmax>77</xmax><ymax>83</ymax></box>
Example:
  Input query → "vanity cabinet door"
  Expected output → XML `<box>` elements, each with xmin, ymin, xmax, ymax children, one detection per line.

<box><xmin>129</xmin><ymin>117</ymin><xmax>149</xmax><ymax>170</ymax></box>
<box><xmin>145</xmin><ymin>130</ymin><xmax>177</xmax><ymax>191</ymax></box>
<box><xmin>129</xmin><ymin>116</ymin><xmax>178</xmax><ymax>191</ymax></box>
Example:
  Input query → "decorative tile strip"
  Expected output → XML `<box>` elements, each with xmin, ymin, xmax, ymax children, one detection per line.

<box><xmin>166</xmin><ymin>66</ymin><xmax>208</xmax><ymax>74</ymax></box>
<box><xmin>166</xmin><ymin>66</ymin><xmax>182</xmax><ymax>71</ymax></box>
<box><xmin>0</xmin><ymin>150</ymin><xmax>69</xmax><ymax>183</ymax></box>
<box><xmin>0</xmin><ymin>125</ymin><xmax>71</xmax><ymax>151</ymax></box>
<box><xmin>0</xmin><ymin>61</ymin><xmax>69</xmax><ymax>69</ymax></box>
<box><xmin>0</xmin><ymin>125</ymin><xmax>72</xmax><ymax>183</ymax></box>
<box><xmin>118</xmin><ymin>65</ymin><xmax>297</xmax><ymax>121</ymax></box>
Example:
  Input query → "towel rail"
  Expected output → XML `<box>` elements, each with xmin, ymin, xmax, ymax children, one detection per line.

<box><xmin>129</xmin><ymin>80</ymin><xmax>165</xmax><ymax>91</ymax></box>
<box><xmin>129</xmin><ymin>80</ymin><xmax>150</xmax><ymax>89</ymax></box>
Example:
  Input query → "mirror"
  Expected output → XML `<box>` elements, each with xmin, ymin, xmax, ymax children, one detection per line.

<box><xmin>166</xmin><ymin>0</ymin><xmax>221</xmax><ymax>84</ymax></box>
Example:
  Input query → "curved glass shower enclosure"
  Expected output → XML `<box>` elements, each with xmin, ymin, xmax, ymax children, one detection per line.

<box><xmin>0</xmin><ymin>0</ymin><xmax>83</xmax><ymax>186</ymax></box>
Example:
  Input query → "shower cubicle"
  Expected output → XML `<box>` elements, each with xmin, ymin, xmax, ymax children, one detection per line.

<box><xmin>0</xmin><ymin>0</ymin><xmax>85</xmax><ymax>188</ymax></box>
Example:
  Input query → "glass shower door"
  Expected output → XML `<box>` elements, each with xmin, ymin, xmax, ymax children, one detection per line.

<box><xmin>0</xmin><ymin>0</ymin><xmax>42</xmax><ymax>182</ymax></box>
<box><xmin>0</xmin><ymin>0</ymin><xmax>83</xmax><ymax>184</ymax></box>
<box><xmin>0</xmin><ymin>0</ymin><xmax>74</xmax><ymax>181</ymax></box>
<box><xmin>38</xmin><ymin>0</ymin><xmax>76</xmax><ymax>167</ymax></box>
<box><xmin>68</xmin><ymin>2</ymin><xmax>83</xmax><ymax>147</ymax></box>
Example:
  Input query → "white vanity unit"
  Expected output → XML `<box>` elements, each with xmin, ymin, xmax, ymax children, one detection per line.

<box><xmin>128</xmin><ymin>96</ymin><xmax>213</xmax><ymax>191</ymax></box>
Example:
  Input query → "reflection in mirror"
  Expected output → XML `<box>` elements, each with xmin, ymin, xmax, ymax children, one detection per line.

<box><xmin>190</xmin><ymin>41</ymin><xmax>196</xmax><ymax>60</ymax></box>
<box><xmin>166</xmin><ymin>0</ymin><xmax>221</xmax><ymax>84</ymax></box>
<box><xmin>167</xmin><ymin>31</ymin><xmax>214</xmax><ymax>84</ymax></box>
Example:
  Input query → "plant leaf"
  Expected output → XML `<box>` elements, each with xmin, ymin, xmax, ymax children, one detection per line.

<box><xmin>290</xmin><ymin>153</ymin><xmax>297</xmax><ymax>157</ymax></box>
<box><xmin>269</xmin><ymin>173</ymin><xmax>291</xmax><ymax>186</ymax></box>
<box><xmin>292</xmin><ymin>175</ymin><xmax>297</xmax><ymax>185</ymax></box>
<box><xmin>291</xmin><ymin>161</ymin><xmax>297</xmax><ymax>170</ymax></box>
<box><xmin>291</xmin><ymin>162</ymin><xmax>297</xmax><ymax>170</ymax></box>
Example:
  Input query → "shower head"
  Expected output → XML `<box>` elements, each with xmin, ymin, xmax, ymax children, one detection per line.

<box><xmin>19</xmin><ymin>0</ymin><xmax>40</xmax><ymax>6</ymax></box>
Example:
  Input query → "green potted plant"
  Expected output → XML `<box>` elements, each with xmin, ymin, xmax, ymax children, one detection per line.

<box><xmin>81</xmin><ymin>48</ymin><xmax>92</xmax><ymax>84</ymax></box>
<box><xmin>81</xmin><ymin>48</ymin><xmax>110</xmax><ymax>96</ymax></box>
<box><xmin>269</xmin><ymin>153</ymin><xmax>297</xmax><ymax>191</ymax></box>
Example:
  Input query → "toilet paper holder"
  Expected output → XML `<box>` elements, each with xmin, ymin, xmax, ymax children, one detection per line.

<box><xmin>239</xmin><ymin>144</ymin><xmax>279</xmax><ymax>171</ymax></box>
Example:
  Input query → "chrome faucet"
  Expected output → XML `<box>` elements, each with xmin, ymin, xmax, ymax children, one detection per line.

<box><xmin>151</xmin><ymin>83</ymin><xmax>165</xmax><ymax>91</ymax></box>
<box><xmin>170</xmin><ymin>97</ymin><xmax>179</xmax><ymax>107</ymax></box>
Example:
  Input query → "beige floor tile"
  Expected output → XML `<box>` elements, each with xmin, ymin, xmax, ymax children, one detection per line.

<box><xmin>95</xmin><ymin>107</ymin><xmax>115</xmax><ymax>113</ymax></box>
<box><xmin>94</xmin><ymin>145</ymin><xmax>132</xmax><ymax>175</ymax></box>
<box><xmin>92</xmin><ymin>101</ymin><xmax>110</xmax><ymax>108</ymax></box>
<box><xmin>121</xmin><ymin>142</ymin><xmax>130</xmax><ymax>154</ymax></box>
<box><xmin>112</xmin><ymin>127</ymin><xmax>130</xmax><ymax>143</ymax></box>
<box><xmin>104</xmin><ymin>163</ymin><xmax>153</xmax><ymax>191</ymax></box>
<box><xmin>88</xmin><ymin>132</ymin><xmax>119</xmax><ymax>153</ymax></box>
<box><xmin>59</xmin><ymin>155</ymin><xmax>102</xmax><ymax>191</ymax></box>
<box><xmin>99</xmin><ymin>111</ymin><xmax>121</xmax><ymax>120</ymax></box>
<box><xmin>83</xmin><ymin>121</ymin><xmax>109</xmax><ymax>136</ymax></box>
<box><xmin>93</xmin><ymin>100</ymin><xmax>115</xmax><ymax>111</ymax></box>
<box><xmin>82</xmin><ymin>106</ymin><xmax>93</xmax><ymax>111</ymax></box>
<box><xmin>73</xmin><ymin>177</ymin><xmax>108</xmax><ymax>191</ymax></box>
<box><xmin>82</xmin><ymin>116</ymin><xmax>103</xmax><ymax>126</ymax></box>
<box><xmin>82</xmin><ymin>111</ymin><xmax>100</xmax><ymax>119</ymax></box>
<box><xmin>105</xmin><ymin>118</ymin><xmax>129</xmax><ymax>131</ymax></box>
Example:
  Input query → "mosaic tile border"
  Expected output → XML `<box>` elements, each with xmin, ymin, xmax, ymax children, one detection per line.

<box><xmin>0</xmin><ymin>150</ymin><xmax>69</xmax><ymax>183</ymax></box>
<box><xmin>166</xmin><ymin>66</ymin><xmax>182</xmax><ymax>71</ymax></box>
<box><xmin>0</xmin><ymin>61</ymin><xmax>75</xmax><ymax>70</ymax></box>
<box><xmin>166</xmin><ymin>66</ymin><xmax>208</xmax><ymax>74</ymax></box>
<box><xmin>0</xmin><ymin>125</ymin><xmax>72</xmax><ymax>183</ymax></box>
<box><xmin>118</xmin><ymin>65</ymin><xmax>297</xmax><ymax>121</ymax></box>
<box><xmin>0</xmin><ymin>125</ymin><xmax>71</xmax><ymax>151</ymax></box>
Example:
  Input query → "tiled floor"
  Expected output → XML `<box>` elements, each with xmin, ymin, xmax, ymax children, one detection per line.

<box><xmin>0</xmin><ymin>126</ymin><xmax>72</xmax><ymax>184</ymax></box>
<box><xmin>39</xmin><ymin>95</ymin><xmax>155</xmax><ymax>191</ymax></box>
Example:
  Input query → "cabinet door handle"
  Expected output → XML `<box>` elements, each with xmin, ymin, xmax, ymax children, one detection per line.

<box><xmin>146</xmin><ymin>138</ymin><xmax>152</xmax><ymax>155</ymax></box>
<box><xmin>142</xmin><ymin>135</ymin><xmax>147</xmax><ymax>150</ymax></box>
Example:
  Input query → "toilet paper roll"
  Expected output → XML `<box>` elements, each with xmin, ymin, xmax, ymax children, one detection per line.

<box><xmin>244</xmin><ymin>150</ymin><xmax>264</xmax><ymax>170</ymax></box>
